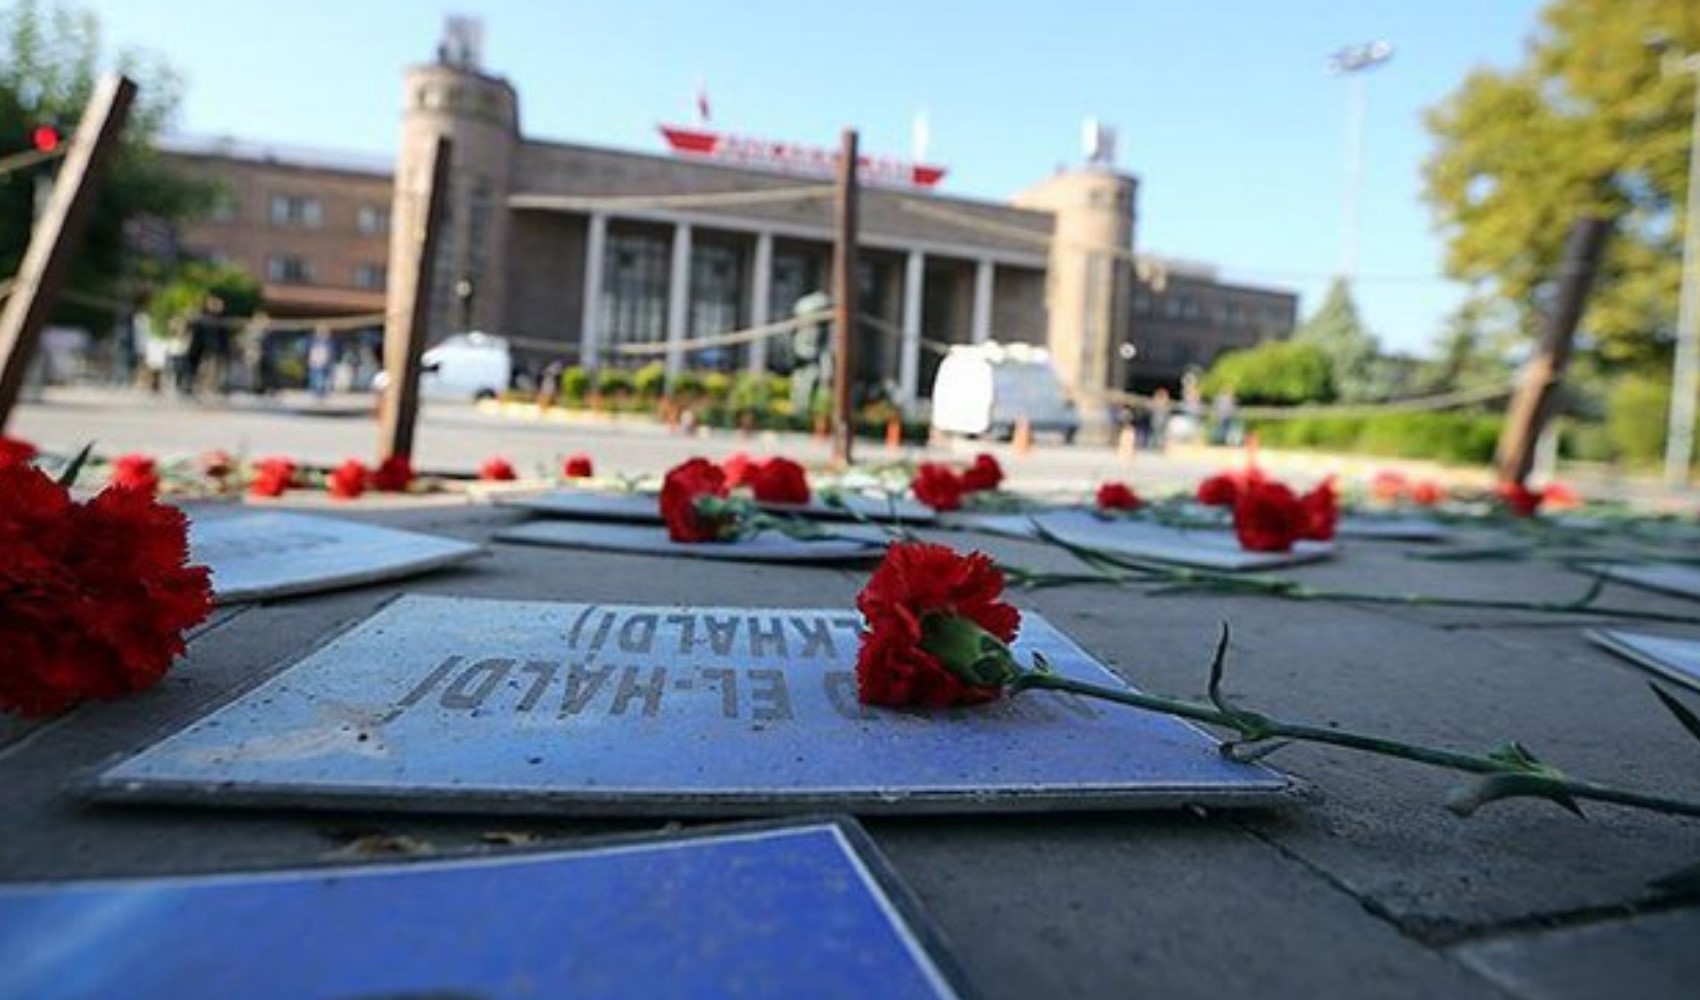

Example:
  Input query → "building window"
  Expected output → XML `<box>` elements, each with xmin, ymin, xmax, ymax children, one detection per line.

<box><xmin>353</xmin><ymin>262</ymin><xmax>386</xmax><ymax>290</ymax></box>
<box><xmin>687</xmin><ymin>243</ymin><xmax>746</xmax><ymax>371</ymax></box>
<box><xmin>267</xmin><ymin>254</ymin><xmax>314</xmax><ymax>284</ymax></box>
<box><xmin>269</xmin><ymin>194</ymin><xmax>322</xmax><ymax>228</ymax></box>
<box><xmin>357</xmin><ymin>205</ymin><xmax>390</xmax><ymax>235</ymax></box>
<box><xmin>599</xmin><ymin>230</ymin><xmax>670</xmax><ymax>358</ymax></box>
<box><xmin>209</xmin><ymin>188</ymin><xmax>239</xmax><ymax>223</ymax></box>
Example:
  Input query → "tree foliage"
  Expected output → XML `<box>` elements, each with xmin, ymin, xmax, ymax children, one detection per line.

<box><xmin>146</xmin><ymin>262</ymin><xmax>260</xmax><ymax>336</ymax></box>
<box><xmin>0</xmin><ymin>0</ymin><xmax>212</xmax><ymax>328</ymax></box>
<box><xmin>1201</xmin><ymin>339</ymin><xmax>1335</xmax><ymax>406</ymax></box>
<box><xmin>1293</xmin><ymin>278</ymin><xmax>1387</xmax><ymax>401</ymax></box>
<box><xmin>1423</xmin><ymin>0</ymin><xmax>1700</xmax><ymax>368</ymax></box>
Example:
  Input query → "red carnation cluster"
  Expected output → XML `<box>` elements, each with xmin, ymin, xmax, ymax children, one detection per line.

<box><xmin>1199</xmin><ymin>468</ymin><xmax>1336</xmax><ymax>552</ymax></box>
<box><xmin>660</xmin><ymin>457</ymin><xmax>735</xmax><ymax>542</ymax></box>
<box><xmin>911</xmin><ymin>453</ymin><xmax>1004</xmax><ymax>512</ymax></box>
<box><xmin>480</xmin><ymin>456</ymin><xmax>518</xmax><ymax>482</ymax></box>
<box><xmin>854</xmin><ymin>541</ymin><xmax>1018</xmax><ymax>708</ymax></box>
<box><xmin>0</xmin><ymin>435</ymin><xmax>38</xmax><ymax>468</ymax></box>
<box><xmin>110</xmin><ymin>453</ymin><xmax>160</xmax><ymax>495</ymax></box>
<box><xmin>370</xmin><ymin>454</ymin><xmax>415</xmax><ymax>492</ymax></box>
<box><xmin>248</xmin><ymin>457</ymin><xmax>299</xmax><ymax>498</ymax></box>
<box><xmin>0</xmin><ymin>463</ymin><xmax>213</xmax><ymax>716</ymax></box>
<box><xmin>562</xmin><ymin>454</ymin><xmax>594</xmax><ymax>479</ymax></box>
<box><xmin>1371</xmin><ymin>469</ymin><xmax>1447</xmax><ymax>508</ymax></box>
<box><xmin>327</xmin><ymin>460</ymin><xmax>368</xmax><ymax>500</ymax></box>
<box><xmin>1095</xmin><ymin>481</ymin><xmax>1142</xmax><ymax>511</ymax></box>
<box><xmin>1495</xmin><ymin>480</ymin><xmax>1546</xmax><ymax>518</ymax></box>
<box><xmin>716</xmin><ymin>453</ymin><xmax>811</xmax><ymax>504</ymax></box>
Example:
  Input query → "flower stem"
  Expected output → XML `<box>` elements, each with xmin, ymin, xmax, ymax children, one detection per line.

<box><xmin>1011</xmin><ymin>672</ymin><xmax>1700</xmax><ymax>820</ymax></box>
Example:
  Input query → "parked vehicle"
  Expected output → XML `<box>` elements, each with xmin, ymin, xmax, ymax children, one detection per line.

<box><xmin>375</xmin><ymin>331</ymin><xmax>512</xmax><ymax>401</ymax></box>
<box><xmin>929</xmin><ymin>342</ymin><xmax>1079</xmax><ymax>443</ymax></box>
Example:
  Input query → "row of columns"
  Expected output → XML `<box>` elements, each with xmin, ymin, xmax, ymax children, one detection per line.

<box><xmin>575</xmin><ymin>216</ymin><xmax>998</xmax><ymax>407</ymax></box>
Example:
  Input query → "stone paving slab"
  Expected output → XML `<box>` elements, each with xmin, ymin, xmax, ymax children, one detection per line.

<box><xmin>5</xmin><ymin>502</ymin><xmax>1698</xmax><ymax>998</ymax></box>
<box><xmin>1453</xmin><ymin>906</ymin><xmax>1700</xmax><ymax>1000</ymax></box>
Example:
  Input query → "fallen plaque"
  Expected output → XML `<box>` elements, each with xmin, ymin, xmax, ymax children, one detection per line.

<box><xmin>91</xmin><ymin>594</ymin><xmax>1286</xmax><ymax>814</ymax></box>
<box><xmin>505</xmin><ymin>487</ymin><xmax>935</xmax><ymax>524</ymax></box>
<box><xmin>1586</xmin><ymin>562</ymin><xmax>1700</xmax><ymax>603</ymax></box>
<box><xmin>949</xmin><ymin>509</ymin><xmax>1332</xmax><ymax>571</ymax></box>
<box><xmin>189</xmin><ymin>509</ymin><xmax>485</xmax><ymax>604</ymax></box>
<box><xmin>0</xmin><ymin>818</ymin><xmax>969</xmax><ymax>1000</ymax></box>
<box><xmin>1336</xmin><ymin>514</ymin><xmax>1449</xmax><ymax>542</ymax></box>
<box><xmin>1588</xmin><ymin>629</ymin><xmax>1700</xmax><ymax>693</ymax></box>
<box><xmin>494</xmin><ymin>519</ymin><xmax>889</xmax><ymax>563</ymax></box>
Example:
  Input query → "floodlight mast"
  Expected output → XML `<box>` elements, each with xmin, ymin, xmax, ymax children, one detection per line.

<box><xmin>1327</xmin><ymin>41</ymin><xmax>1394</xmax><ymax>283</ymax></box>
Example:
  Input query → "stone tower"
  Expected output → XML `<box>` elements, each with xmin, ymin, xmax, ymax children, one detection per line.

<box><xmin>391</xmin><ymin>22</ymin><xmax>519</xmax><ymax>341</ymax></box>
<box><xmin>1014</xmin><ymin>160</ymin><xmax>1137</xmax><ymax>441</ymax></box>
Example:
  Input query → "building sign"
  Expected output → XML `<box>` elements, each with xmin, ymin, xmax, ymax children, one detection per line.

<box><xmin>659</xmin><ymin>125</ymin><xmax>948</xmax><ymax>189</ymax></box>
<box><xmin>92</xmin><ymin>594</ymin><xmax>1285</xmax><ymax>814</ymax></box>
<box><xmin>0</xmin><ymin>819</ymin><xmax>968</xmax><ymax>1000</ymax></box>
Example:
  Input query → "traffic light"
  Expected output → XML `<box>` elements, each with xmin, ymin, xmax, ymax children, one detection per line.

<box><xmin>31</xmin><ymin>124</ymin><xmax>61</xmax><ymax>153</ymax></box>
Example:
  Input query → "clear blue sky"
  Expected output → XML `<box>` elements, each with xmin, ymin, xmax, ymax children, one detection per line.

<box><xmin>86</xmin><ymin>0</ymin><xmax>1549</xmax><ymax>356</ymax></box>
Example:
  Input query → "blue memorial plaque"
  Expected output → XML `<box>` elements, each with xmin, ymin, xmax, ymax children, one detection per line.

<box><xmin>506</xmin><ymin>487</ymin><xmax>936</xmax><ymax>524</ymax></box>
<box><xmin>190</xmin><ymin>510</ymin><xmax>485</xmax><ymax>604</ymax></box>
<box><xmin>494</xmin><ymin>519</ymin><xmax>889</xmax><ymax>563</ymax></box>
<box><xmin>949</xmin><ymin>509</ymin><xmax>1332</xmax><ymax>571</ymax></box>
<box><xmin>1589</xmin><ymin>562</ymin><xmax>1700</xmax><ymax>603</ymax></box>
<box><xmin>91</xmin><ymin>595</ymin><xmax>1286</xmax><ymax>814</ymax></box>
<box><xmin>1588</xmin><ymin>629</ymin><xmax>1700</xmax><ymax>693</ymax></box>
<box><xmin>0</xmin><ymin>819</ymin><xmax>969</xmax><ymax>1000</ymax></box>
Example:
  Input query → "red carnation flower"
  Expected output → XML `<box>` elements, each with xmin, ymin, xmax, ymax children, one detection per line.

<box><xmin>660</xmin><ymin>457</ymin><xmax>734</xmax><ymax>542</ymax></box>
<box><xmin>750</xmin><ymin>457</ymin><xmax>811</xmax><ymax>505</ymax></box>
<box><xmin>1542</xmin><ymin>482</ymin><xmax>1582</xmax><ymax>511</ymax></box>
<box><xmin>960</xmin><ymin>453</ymin><xmax>1004</xmax><ymax>493</ymax></box>
<box><xmin>1197</xmin><ymin>472</ymin><xmax>1241</xmax><ymax>507</ymax></box>
<box><xmin>1370</xmin><ymin>470</ymin><xmax>1408</xmax><ymax>503</ymax></box>
<box><xmin>1495</xmin><ymin>480</ymin><xmax>1544</xmax><ymax>518</ymax></box>
<box><xmin>480</xmin><ymin>456</ymin><xmax>518</xmax><ymax>482</ymax></box>
<box><xmin>248</xmin><ymin>457</ymin><xmax>297</xmax><ymax>498</ymax></box>
<box><xmin>854</xmin><ymin>541</ymin><xmax>1019</xmax><ymax>708</ymax></box>
<box><xmin>1298</xmin><ymin>478</ymin><xmax>1338</xmax><ymax>542</ymax></box>
<box><xmin>0</xmin><ymin>463</ymin><xmax>212</xmax><ymax>716</ymax></box>
<box><xmin>328</xmin><ymin>459</ymin><xmax>368</xmax><ymax>500</ymax></box>
<box><xmin>1096</xmin><ymin>481</ymin><xmax>1142</xmax><ymax>511</ymax></box>
<box><xmin>111</xmin><ymin>453</ymin><xmax>160</xmax><ymax>495</ymax></box>
<box><xmin>1410</xmin><ymin>480</ymin><xmax>1445</xmax><ymax>507</ymax></box>
<box><xmin>563</xmin><ymin>454</ymin><xmax>594</xmax><ymax>478</ymax></box>
<box><xmin>0</xmin><ymin>435</ymin><xmax>37</xmax><ymax>468</ymax></box>
<box><xmin>1233</xmin><ymin>479</ymin><xmax>1305</xmax><ymax>553</ymax></box>
<box><xmin>720</xmin><ymin>452</ymin><xmax>758</xmax><ymax>489</ymax></box>
<box><xmin>912</xmin><ymin>462</ymin><xmax>965</xmax><ymax>512</ymax></box>
<box><xmin>371</xmin><ymin>454</ymin><xmax>415</xmax><ymax>493</ymax></box>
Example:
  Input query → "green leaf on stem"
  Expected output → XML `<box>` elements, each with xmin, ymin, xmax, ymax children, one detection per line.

<box><xmin>1649</xmin><ymin>684</ymin><xmax>1700</xmax><ymax>747</ymax></box>
<box><xmin>1446</xmin><ymin>773</ymin><xmax>1585</xmax><ymax>818</ymax></box>
<box><xmin>1206</xmin><ymin>624</ymin><xmax>1232</xmax><ymax>714</ymax></box>
<box><xmin>57</xmin><ymin>442</ymin><xmax>93</xmax><ymax>488</ymax></box>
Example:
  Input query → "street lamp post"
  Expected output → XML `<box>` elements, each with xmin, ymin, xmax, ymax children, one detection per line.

<box><xmin>1327</xmin><ymin>41</ymin><xmax>1394</xmax><ymax>282</ymax></box>
<box><xmin>1662</xmin><ymin>48</ymin><xmax>1700</xmax><ymax>489</ymax></box>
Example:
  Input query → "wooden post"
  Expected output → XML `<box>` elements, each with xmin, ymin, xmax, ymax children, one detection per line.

<box><xmin>1493</xmin><ymin>216</ymin><xmax>1612</xmax><ymax>484</ymax></box>
<box><xmin>378</xmin><ymin>135</ymin><xmax>452</xmax><ymax>462</ymax></box>
<box><xmin>830</xmin><ymin>129</ymin><xmax>860</xmax><ymax>467</ymax></box>
<box><xmin>0</xmin><ymin>74</ymin><xmax>136</xmax><ymax>431</ymax></box>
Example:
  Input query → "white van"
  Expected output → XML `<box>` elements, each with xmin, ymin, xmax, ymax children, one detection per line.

<box><xmin>377</xmin><ymin>332</ymin><xmax>512</xmax><ymax>401</ymax></box>
<box><xmin>930</xmin><ymin>342</ymin><xmax>1079</xmax><ymax>443</ymax></box>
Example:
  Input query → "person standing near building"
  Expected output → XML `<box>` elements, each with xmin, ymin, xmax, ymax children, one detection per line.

<box><xmin>1148</xmin><ymin>387</ymin><xmax>1172</xmax><ymax>451</ymax></box>
<box><xmin>307</xmin><ymin>327</ymin><xmax>335</xmax><ymax>398</ymax></box>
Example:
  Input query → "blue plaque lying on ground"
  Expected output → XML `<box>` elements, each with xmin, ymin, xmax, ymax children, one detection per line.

<box><xmin>190</xmin><ymin>510</ymin><xmax>485</xmax><ymax>604</ymax></box>
<box><xmin>948</xmin><ymin>509</ymin><xmax>1332</xmax><ymax>571</ymax></box>
<box><xmin>495</xmin><ymin>519</ymin><xmax>889</xmax><ymax>563</ymax></box>
<box><xmin>90</xmin><ymin>595</ymin><xmax>1285</xmax><ymax>814</ymax></box>
<box><xmin>1588</xmin><ymin>629</ymin><xmax>1700</xmax><ymax>693</ymax></box>
<box><xmin>505</xmin><ymin>487</ymin><xmax>936</xmax><ymax>524</ymax></box>
<box><xmin>1588</xmin><ymin>562</ymin><xmax>1700</xmax><ymax>603</ymax></box>
<box><xmin>0</xmin><ymin>818</ymin><xmax>969</xmax><ymax>1000</ymax></box>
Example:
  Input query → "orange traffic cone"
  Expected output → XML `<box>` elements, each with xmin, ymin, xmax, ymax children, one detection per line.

<box><xmin>1012</xmin><ymin>415</ymin><xmax>1034</xmax><ymax>457</ymax></box>
<box><xmin>885</xmin><ymin>413</ymin><xmax>902</xmax><ymax>452</ymax></box>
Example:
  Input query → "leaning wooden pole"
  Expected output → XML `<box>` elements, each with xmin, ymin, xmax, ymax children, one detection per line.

<box><xmin>378</xmin><ymin>135</ymin><xmax>452</xmax><ymax>463</ymax></box>
<box><xmin>830</xmin><ymin>129</ymin><xmax>860</xmax><ymax>467</ymax></box>
<box><xmin>1493</xmin><ymin>215</ymin><xmax>1612</xmax><ymax>485</ymax></box>
<box><xmin>0</xmin><ymin>74</ymin><xmax>136</xmax><ymax>431</ymax></box>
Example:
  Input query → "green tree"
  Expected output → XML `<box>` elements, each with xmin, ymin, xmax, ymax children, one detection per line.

<box><xmin>0</xmin><ymin>0</ymin><xmax>212</xmax><ymax>327</ymax></box>
<box><xmin>1423</xmin><ymin>0</ymin><xmax>1700</xmax><ymax>368</ymax></box>
<box><xmin>147</xmin><ymin>261</ymin><xmax>260</xmax><ymax>335</ymax></box>
<box><xmin>1293</xmin><ymin>278</ymin><xmax>1384</xmax><ymax>401</ymax></box>
<box><xmin>1201</xmin><ymin>339</ymin><xmax>1335</xmax><ymax>406</ymax></box>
